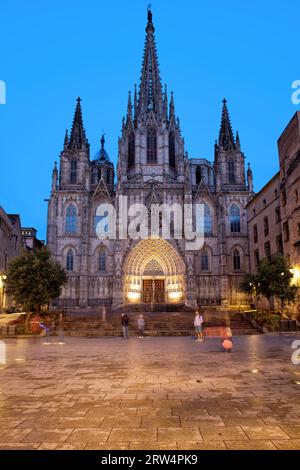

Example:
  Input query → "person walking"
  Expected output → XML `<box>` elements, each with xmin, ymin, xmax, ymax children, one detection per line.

<box><xmin>137</xmin><ymin>315</ymin><xmax>145</xmax><ymax>338</ymax></box>
<box><xmin>58</xmin><ymin>313</ymin><xmax>65</xmax><ymax>344</ymax></box>
<box><xmin>121</xmin><ymin>313</ymin><xmax>129</xmax><ymax>339</ymax></box>
<box><xmin>194</xmin><ymin>310</ymin><xmax>204</xmax><ymax>342</ymax></box>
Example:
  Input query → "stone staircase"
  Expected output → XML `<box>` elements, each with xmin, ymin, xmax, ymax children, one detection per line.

<box><xmin>63</xmin><ymin>307</ymin><xmax>261</xmax><ymax>337</ymax></box>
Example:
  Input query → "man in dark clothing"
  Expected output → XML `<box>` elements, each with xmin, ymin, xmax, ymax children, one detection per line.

<box><xmin>121</xmin><ymin>314</ymin><xmax>129</xmax><ymax>339</ymax></box>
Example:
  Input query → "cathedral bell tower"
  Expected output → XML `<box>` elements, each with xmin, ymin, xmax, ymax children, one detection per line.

<box><xmin>214</xmin><ymin>99</ymin><xmax>246</xmax><ymax>192</ymax></box>
<box><xmin>59</xmin><ymin>97</ymin><xmax>90</xmax><ymax>190</ymax></box>
<box><xmin>117</xmin><ymin>7</ymin><xmax>185</xmax><ymax>185</ymax></box>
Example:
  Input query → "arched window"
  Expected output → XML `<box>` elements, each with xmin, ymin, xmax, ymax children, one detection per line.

<box><xmin>169</xmin><ymin>132</ymin><xmax>175</xmax><ymax>168</ymax></box>
<box><xmin>147</xmin><ymin>127</ymin><xmax>157</xmax><ymax>163</ymax></box>
<box><xmin>99</xmin><ymin>250</ymin><xmax>106</xmax><ymax>272</ymax></box>
<box><xmin>204</xmin><ymin>204</ymin><xmax>213</xmax><ymax>236</ymax></box>
<box><xmin>228</xmin><ymin>158</ymin><xmax>235</xmax><ymax>184</ymax></box>
<box><xmin>230</xmin><ymin>204</ymin><xmax>241</xmax><ymax>233</ymax></box>
<box><xmin>94</xmin><ymin>210</ymin><xmax>109</xmax><ymax>237</ymax></box>
<box><xmin>196</xmin><ymin>166</ymin><xmax>202</xmax><ymax>185</ymax></box>
<box><xmin>66</xmin><ymin>204</ymin><xmax>77</xmax><ymax>234</ymax></box>
<box><xmin>201</xmin><ymin>249</ymin><xmax>209</xmax><ymax>272</ymax></box>
<box><xmin>66</xmin><ymin>249</ymin><xmax>74</xmax><ymax>271</ymax></box>
<box><xmin>233</xmin><ymin>249</ymin><xmax>241</xmax><ymax>271</ymax></box>
<box><xmin>70</xmin><ymin>160</ymin><xmax>77</xmax><ymax>184</ymax></box>
<box><xmin>128</xmin><ymin>132</ymin><xmax>135</xmax><ymax>168</ymax></box>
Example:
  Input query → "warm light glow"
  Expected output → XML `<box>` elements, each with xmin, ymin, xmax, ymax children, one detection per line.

<box><xmin>127</xmin><ymin>292</ymin><xmax>141</xmax><ymax>302</ymax></box>
<box><xmin>0</xmin><ymin>275</ymin><xmax>6</xmax><ymax>289</ymax></box>
<box><xmin>290</xmin><ymin>266</ymin><xmax>300</xmax><ymax>286</ymax></box>
<box><xmin>168</xmin><ymin>292</ymin><xmax>182</xmax><ymax>301</ymax></box>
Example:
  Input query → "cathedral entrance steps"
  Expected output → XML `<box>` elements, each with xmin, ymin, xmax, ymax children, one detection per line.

<box><xmin>62</xmin><ymin>309</ymin><xmax>260</xmax><ymax>337</ymax></box>
<box><xmin>113</xmin><ymin>303</ymin><xmax>195</xmax><ymax>314</ymax></box>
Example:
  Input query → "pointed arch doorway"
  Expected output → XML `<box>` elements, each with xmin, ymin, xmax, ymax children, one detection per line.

<box><xmin>142</xmin><ymin>258</ymin><xmax>165</xmax><ymax>303</ymax></box>
<box><xmin>123</xmin><ymin>239</ymin><xmax>186</xmax><ymax>305</ymax></box>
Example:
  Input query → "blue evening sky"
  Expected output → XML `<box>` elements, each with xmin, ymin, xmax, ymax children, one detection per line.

<box><xmin>0</xmin><ymin>0</ymin><xmax>299</xmax><ymax>240</ymax></box>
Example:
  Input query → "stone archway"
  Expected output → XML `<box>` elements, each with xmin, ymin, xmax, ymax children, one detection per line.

<box><xmin>123</xmin><ymin>239</ymin><xmax>186</xmax><ymax>304</ymax></box>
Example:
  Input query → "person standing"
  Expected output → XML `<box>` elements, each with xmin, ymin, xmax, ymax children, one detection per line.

<box><xmin>137</xmin><ymin>315</ymin><xmax>145</xmax><ymax>338</ymax></box>
<box><xmin>58</xmin><ymin>313</ymin><xmax>65</xmax><ymax>344</ymax></box>
<box><xmin>194</xmin><ymin>310</ymin><xmax>204</xmax><ymax>342</ymax></box>
<box><xmin>121</xmin><ymin>313</ymin><xmax>129</xmax><ymax>339</ymax></box>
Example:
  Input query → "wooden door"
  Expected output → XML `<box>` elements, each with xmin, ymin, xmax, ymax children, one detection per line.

<box><xmin>154</xmin><ymin>280</ymin><xmax>165</xmax><ymax>303</ymax></box>
<box><xmin>143</xmin><ymin>280</ymin><xmax>153</xmax><ymax>303</ymax></box>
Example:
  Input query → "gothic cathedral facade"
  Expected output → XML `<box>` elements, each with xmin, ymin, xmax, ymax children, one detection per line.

<box><xmin>47</xmin><ymin>9</ymin><xmax>254</xmax><ymax>313</ymax></box>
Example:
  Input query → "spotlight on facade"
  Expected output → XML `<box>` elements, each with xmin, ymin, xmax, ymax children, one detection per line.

<box><xmin>127</xmin><ymin>292</ymin><xmax>141</xmax><ymax>302</ymax></box>
<box><xmin>290</xmin><ymin>266</ymin><xmax>300</xmax><ymax>286</ymax></box>
<box><xmin>168</xmin><ymin>292</ymin><xmax>182</xmax><ymax>302</ymax></box>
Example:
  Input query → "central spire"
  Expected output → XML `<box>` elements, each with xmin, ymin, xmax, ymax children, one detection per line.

<box><xmin>137</xmin><ymin>6</ymin><xmax>163</xmax><ymax>119</ymax></box>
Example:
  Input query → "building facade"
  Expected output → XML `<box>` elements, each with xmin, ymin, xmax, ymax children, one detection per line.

<box><xmin>247</xmin><ymin>172</ymin><xmax>282</xmax><ymax>272</ymax></box>
<box><xmin>278</xmin><ymin>112</ymin><xmax>300</xmax><ymax>303</ymax></box>
<box><xmin>47</xmin><ymin>9</ymin><xmax>253</xmax><ymax>312</ymax></box>
<box><xmin>247</xmin><ymin>112</ymin><xmax>300</xmax><ymax>314</ymax></box>
<box><xmin>0</xmin><ymin>208</ymin><xmax>23</xmax><ymax>310</ymax></box>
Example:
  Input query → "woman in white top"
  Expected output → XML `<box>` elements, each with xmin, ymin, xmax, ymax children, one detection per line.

<box><xmin>194</xmin><ymin>311</ymin><xmax>204</xmax><ymax>342</ymax></box>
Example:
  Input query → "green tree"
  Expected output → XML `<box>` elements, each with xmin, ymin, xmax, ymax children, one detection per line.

<box><xmin>242</xmin><ymin>256</ymin><xmax>296</xmax><ymax>315</ymax></box>
<box><xmin>5</xmin><ymin>247</ymin><xmax>66</xmax><ymax>314</ymax></box>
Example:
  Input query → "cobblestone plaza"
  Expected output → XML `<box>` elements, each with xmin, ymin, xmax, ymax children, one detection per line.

<box><xmin>0</xmin><ymin>336</ymin><xmax>299</xmax><ymax>450</ymax></box>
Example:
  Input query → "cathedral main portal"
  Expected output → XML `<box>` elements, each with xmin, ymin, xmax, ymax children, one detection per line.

<box><xmin>123</xmin><ymin>239</ymin><xmax>186</xmax><ymax>305</ymax></box>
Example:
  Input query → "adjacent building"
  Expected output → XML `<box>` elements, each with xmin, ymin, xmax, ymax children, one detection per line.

<box><xmin>247</xmin><ymin>172</ymin><xmax>282</xmax><ymax>271</ymax></box>
<box><xmin>0</xmin><ymin>207</ymin><xmax>44</xmax><ymax>311</ymax></box>
<box><xmin>22</xmin><ymin>228</ymin><xmax>44</xmax><ymax>251</ymax></box>
<box><xmin>0</xmin><ymin>208</ymin><xmax>23</xmax><ymax>310</ymax></box>
<box><xmin>278</xmin><ymin>112</ymin><xmax>300</xmax><ymax>301</ymax></box>
<box><xmin>247</xmin><ymin>112</ymin><xmax>300</xmax><ymax>314</ymax></box>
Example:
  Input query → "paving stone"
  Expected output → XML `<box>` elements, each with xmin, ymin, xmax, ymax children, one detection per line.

<box><xmin>181</xmin><ymin>418</ymin><xmax>224</xmax><ymax>427</ymax></box>
<box><xmin>178</xmin><ymin>441</ymin><xmax>227</xmax><ymax>450</ymax></box>
<box><xmin>158</xmin><ymin>427</ymin><xmax>202</xmax><ymax>442</ymax></box>
<box><xmin>85</xmin><ymin>442</ymin><xmax>130</xmax><ymax>450</ymax></box>
<box><xmin>273</xmin><ymin>439</ymin><xmax>300</xmax><ymax>450</ymax></box>
<box><xmin>130</xmin><ymin>442</ymin><xmax>178</xmax><ymax>450</ymax></box>
<box><xmin>17</xmin><ymin>417</ymin><xmax>62</xmax><ymax>429</ymax></box>
<box><xmin>101</xmin><ymin>417</ymin><xmax>142</xmax><ymax>428</ymax></box>
<box><xmin>200</xmin><ymin>425</ymin><xmax>248</xmax><ymax>441</ymax></box>
<box><xmin>141</xmin><ymin>417</ymin><xmax>181</xmax><ymax>428</ymax></box>
<box><xmin>23</xmin><ymin>429</ymin><xmax>73</xmax><ymax>443</ymax></box>
<box><xmin>0</xmin><ymin>428</ymin><xmax>33</xmax><ymax>443</ymax></box>
<box><xmin>278</xmin><ymin>425</ymin><xmax>300</xmax><ymax>438</ymax></box>
<box><xmin>67</xmin><ymin>429</ymin><xmax>110</xmax><ymax>444</ymax></box>
<box><xmin>241</xmin><ymin>425</ymin><xmax>290</xmax><ymax>440</ymax></box>
<box><xmin>0</xmin><ymin>443</ymin><xmax>40</xmax><ymax>450</ymax></box>
<box><xmin>225</xmin><ymin>440</ymin><xmax>277</xmax><ymax>450</ymax></box>
<box><xmin>58</xmin><ymin>418</ymin><xmax>103</xmax><ymax>429</ymax></box>
<box><xmin>0</xmin><ymin>417</ymin><xmax>27</xmax><ymax>429</ymax></box>
<box><xmin>137</xmin><ymin>408</ymin><xmax>173</xmax><ymax>417</ymax></box>
<box><xmin>109</xmin><ymin>428</ymin><xmax>157</xmax><ymax>442</ymax></box>
<box><xmin>222</xmin><ymin>417</ymin><xmax>266</xmax><ymax>427</ymax></box>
